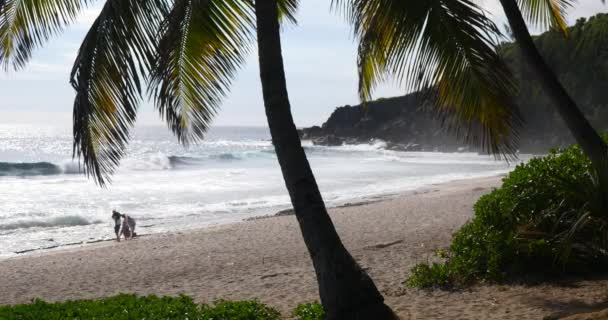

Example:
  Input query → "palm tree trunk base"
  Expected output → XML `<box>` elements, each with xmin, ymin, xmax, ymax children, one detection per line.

<box><xmin>325</xmin><ymin>302</ymin><xmax>400</xmax><ymax>320</ymax></box>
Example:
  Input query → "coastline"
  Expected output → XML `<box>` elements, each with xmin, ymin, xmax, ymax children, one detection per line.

<box><xmin>3</xmin><ymin>173</ymin><xmax>506</xmax><ymax>259</ymax></box>
<box><xmin>2</xmin><ymin>175</ymin><xmax>607</xmax><ymax>319</ymax></box>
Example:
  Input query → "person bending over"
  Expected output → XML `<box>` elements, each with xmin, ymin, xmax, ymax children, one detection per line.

<box><xmin>112</xmin><ymin>210</ymin><xmax>136</xmax><ymax>242</ymax></box>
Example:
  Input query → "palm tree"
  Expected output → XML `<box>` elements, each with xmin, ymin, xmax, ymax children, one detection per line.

<box><xmin>335</xmin><ymin>0</ymin><xmax>523</xmax><ymax>155</ymax></box>
<box><xmin>1</xmin><ymin>0</ymin><xmax>521</xmax><ymax>317</ymax></box>
<box><xmin>253</xmin><ymin>1</ymin><xmax>396</xmax><ymax>318</ymax></box>
<box><xmin>1</xmin><ymin>0</ymin><xmax>394</xmax><ymax>317</ymax></box>
<box><xmin>338</xmin><ymin>0</ymin><xmax>608</xmax><ymax>206</ymax></box>
<box><xmin>497</xmin><ymin>0</ymin><xmax>608</xmax><ymax>207</ymax></box>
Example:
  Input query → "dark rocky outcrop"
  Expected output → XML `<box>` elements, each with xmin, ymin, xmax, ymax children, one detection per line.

<box><xmin>300</xmin><ymin>14</ymin><xmax>608</xmax><ymax>154</ymax></box>
<box><xmin>300</xmin><ymin>94</ymin><xmax>469</xmax><ymax>152</ymax></box>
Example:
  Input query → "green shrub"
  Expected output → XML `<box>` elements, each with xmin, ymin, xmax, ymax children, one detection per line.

<box><xmin>0</xmin><ymin>294</ymin><xmax>201</xmax><ymax>320</ymax></box>
<box><xmin>291</xmin><ymin>302</ymin><xmax>325</xmax><ymax>320</ymax></box>
<box><xmin>408</xmin><ymin>138</ymin><xmax>608</xmax><ymax>288</ymax></box>
<box><xmin>200</xmin><ymin>300</ymin><xmax>281</xmax><ymax>320</ymax></box>
<box><xmin>0</xmin><ymin>295</ymin><xmax>282</xmax><ymax>320</ymax></box>
<box><xmin>406</xmin><ymin>262</ymin><xmax>451</xmax><ymax>288</ymax></box>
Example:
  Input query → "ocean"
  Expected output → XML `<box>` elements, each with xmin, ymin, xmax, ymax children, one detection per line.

<box><xmin>0</xmin><ymin>124</ymin><xmax>521</xmax><ymax>257</ymax></box>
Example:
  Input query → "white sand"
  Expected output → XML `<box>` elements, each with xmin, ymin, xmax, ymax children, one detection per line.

<box><xmin>1</xmin><ymin>176</ymin><xmax>607</xmax><ymax>319</ymax></box>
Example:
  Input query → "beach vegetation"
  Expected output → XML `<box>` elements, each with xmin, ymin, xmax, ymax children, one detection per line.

<box><xmin>199</xmin><ymin>300</ymin><xmax>281</xmax><ymax>320</ymax></box>
<box><xmin>0</xmin><ymin>294</ymin><xmax>201</xmax><ymax>320</ymax></box>
<box><xmin>303</xmin><ymin>13</ymin><xmax>608</xmax><ymax>155</ymax></box>
<box><xmin>408</xmin><ymin>137</ymin><xmax>608</xmax><ymax>288</ymax></box>
<box><xmin>0</xmin><ymin>0</ymin><xmax>394</xmax><ymax>316</ymax></box>
<box><xmin>1</xmin><ymin>0</ymin><xmax>596</xmax><ymax>317</ymax></box>
<box><xmin>498</xmin><ymin>0</ymin><xmax>608</xmax><ymax>206</ymax></box>
<box><xmin>335</xmin><ymin>0</ymin><xmax>522</xmax><ymax>157</ymax></box>
<box><xmin>291</xmin><ymin>302</ymin><xmax>325</xmax><ymax>320</ymax></box>
<box><xmin>340</xmin><ymin>0</ymin><xmax>608</xmax><ymax>209</ymax></box>
<box><xmin>0</xmin><ymin>294</ymin><xmax>284</xmax><ymax>320</ymax></box>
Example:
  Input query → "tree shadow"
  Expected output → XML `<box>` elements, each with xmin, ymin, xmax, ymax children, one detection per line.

<box><xmin>528</xmin><ymin>296</ymin><xmax>608</xmax><ymax>319</ymax></box>
<box><xmin>502</xmin><ymin>272</ymin><xmax>608</xmax><ymax>289</ymax></box>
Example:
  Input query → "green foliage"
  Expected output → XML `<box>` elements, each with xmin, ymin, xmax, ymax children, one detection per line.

<box><xmin>406</xmin><ymin>263</ymin><xmax>451</xmax><ymax>288</ymax></box>
<box><xmin>336</xmin><ymin>0</ymin><xmax>522</xmax><ymax>156</ymax></box>
<box><xmin>407</xmin><ymin>137</ymin><xmax>608</xmax><ymax>288</ymax></box>
<box><xmin>291</xmin><ymin>302</ymin><xmax>325</xmax><ymax>320</ymax></box>
<box><xmin>149</xmin><ymin>0</ymin><xmax>253</xmax><ymax>149</ymax></box>
<box><xmin>0</xmin><ymin>0</ymin><xmax>302</xmax><ymax>185</ymax></box>
<box><xmin>311</xmin><ymin>14</ymin><xmax>608</xmax><ymax>155</ymax></box>
<box><xmin>516</xmin><ymin>0</ymin><xmax>573</xmax><ymax>34</ymax></box>
<box><xmin>200</xmin><ymin>300</ymin><xmax>281</xmax><ymax>320</ymax></box>
<box><xmin>0</xmin><ymin>294</ymin><xmax>201</xmax><ymax>320</ymax></box>
<box><xmin>0</xmin><ymin>0</ymin><xmax>87</xmax><ymax>69</ymax></box>
<box><xmin>0</xmin><ymin>295</ymin><xmax>283</xmax><ymax>320</ymax></box>
<box><xmin>500</xmin><ymin>13</ymin><xmax>608</xmax><ymax>151</ymax></box>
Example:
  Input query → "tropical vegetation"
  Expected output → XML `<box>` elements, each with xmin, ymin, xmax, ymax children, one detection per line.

<box><xmin>302</xmin><ymin>13</ymin><xmax>608</xmax><ymax>154</ymax></box>
<box><xmin>292</xmin><ymin>302</ymin><xmax>326</xmax><ymax>320</ymax></box>
<box><xmin>200</xmin><ymin>300</ymin><xmax>282</xmax><ymax>320</ymax></box>
<box><xmin>1</xmin><ymin>0</ymin><xmax>395</xmax><ymax>317</ymax></box>
<box><xmin>0</xmin><ymin>294</ymin><xmax>291</xmax><ymax>320</ymax></box>
<box><xmin>0</xmin><ymin>294</ymin><xmax>198</xmax><ymax>320</ymax></box>
<box><xmin>408</xmin><ymin>136</ymin><xmax>608</xmax><ymax>288</ymax></box>
<box><xmin>1</xmin><ymin>0</ymin><xmax>602</xmax><ymax>318</ymax></box>
<box><xmin>500</xmin><ymin>13</ymin><xmax>608</xmax><ymax>149</ymax></box>
<box><xmin>338</xmin><ymin>0</ymin><xmax>608</xmax><ymax>206</ymax></box>
<box><xmin>498</xmin><ymin>0</ymin><xmax>608</xmax><ymax>212</ymax></box>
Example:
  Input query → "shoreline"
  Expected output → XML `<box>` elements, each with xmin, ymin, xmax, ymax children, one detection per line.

<box><xmin>2</xmin><ymin>175</ymin><xmax>607</xmax><ymax>319</ymax></box>
<box><xmin>3</xmin><ymin>174</ymin><xmax>506</xmax><ymax>260</ymax></box>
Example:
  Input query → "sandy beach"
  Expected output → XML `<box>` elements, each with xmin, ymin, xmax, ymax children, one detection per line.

<box><xmin>1</xmin><ymin>176</ymin><xmax>607</xmax><ymax>319</ymax></box>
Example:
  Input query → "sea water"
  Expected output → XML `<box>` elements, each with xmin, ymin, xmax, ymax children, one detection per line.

<box><xmin>0</xmin><ymin>124</ymin><xmax>522</xmax><ymax>257</ymax></box>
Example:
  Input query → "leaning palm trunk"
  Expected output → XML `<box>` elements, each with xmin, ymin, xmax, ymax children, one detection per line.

<box><xmin>499</xmin><ymin>0</ymin><xmax>608</xmax><ymax>206</ymax></box>
<box><xmin>254</xmin><ymin>0</ymin><xmax>396</xmax><ymax>318</ymax></box>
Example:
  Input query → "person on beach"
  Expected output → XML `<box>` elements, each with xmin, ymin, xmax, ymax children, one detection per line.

<box><xmin>112</xmin><ymin>210</ymin><xmax>136</xmax><ymax>242</ymax></box>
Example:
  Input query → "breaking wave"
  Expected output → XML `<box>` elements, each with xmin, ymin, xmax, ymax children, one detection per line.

<box><xmin>0</xmin><ymin>161</ymin><xmax>83</xmax><ymax>177</ymax></box>
<box><xmin>0</xmin><ymin>215</ymin><xmax>98</xmax><ymax>231</ymax></box>
<box><xmin>0</xmin><ymin>153</ymin><xmax>243</xmax><ymax>176</ymax></box>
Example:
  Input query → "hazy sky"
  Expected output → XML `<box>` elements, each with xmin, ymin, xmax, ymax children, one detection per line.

<box><xmin>0</xmin><ymin>0</ymin><xmax>605</xmax><ymax>127</ymax></box>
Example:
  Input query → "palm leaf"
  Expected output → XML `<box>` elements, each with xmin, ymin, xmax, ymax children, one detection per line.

<box><xmin>336</xmin><ymin>0</ymin><xmax>522</xmax><ymax>156</ymax></box>
<box><xmin>516</xmin><ymin>0</ymin><xmax>573</xmax><ymax>35</ymax></box>
<box><xmin>0</xmin><ymin>0</ymin><xmax>87</xmax><ymax>70</ymax></box>
<box><xmin>149</xmin><ymin>0</ymin><xmax>253</xmax><ymax>144</ymax></box>
<box><xmin>277</xmin><ymin>0</ymin><xmax>299</xmax><ymax>24</ymax></box>
<box><xmin>71</xmin><ymin>0</ymin><xmax>166</xmax><ymax>185</ymax></box>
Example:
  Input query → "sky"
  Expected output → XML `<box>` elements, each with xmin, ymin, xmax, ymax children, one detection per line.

<box><xmin>0</xmin><ymin>0</ymin><xmax>605</xmax><ymax>127</ymax></box>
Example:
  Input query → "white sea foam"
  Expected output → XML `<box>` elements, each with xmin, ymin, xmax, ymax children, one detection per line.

<box><xmin>0</xmin><ymin>125</ymin><xmax>524</xmax><ymax>257</ymax></box>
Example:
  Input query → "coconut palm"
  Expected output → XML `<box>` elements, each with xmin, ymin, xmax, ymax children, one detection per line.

<box><xmin>334</xmin><ymin>0</ymin><xmax>525</xmax><ymax>157</ymax></box>
<box><xmin>0</xmin><ymin>0</ymin><xmax>393</xmax><ymax>317</ymax></box>
<box><xmin>1</xmin><ymin>0</ymin><xmax>521</xmax><ymax>318</ymax></box>
<box><xmin>252</xmin><ymin>2</ymin><xmax>396</xmax><ymax>318</ymax></box>
<box><xmin>338</xmin><ymin>0</ymin><xmax>608</xmax><ymax>207</ymax></box>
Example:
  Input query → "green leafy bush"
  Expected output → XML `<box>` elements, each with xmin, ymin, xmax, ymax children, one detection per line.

<box><xmin>291</xmin><ymin>302</ymin><xmax>325</xmax><ymax>320</ymax></box>
<box><xmin>406</xmin><ymin>263</ymin><xmax>451</xmax><ymax>288</ymax></box>
<box><xmin>407</xmin><ymin>139</ymin><xmax>608</xmax><ymax>288</ymax></box>
<box><xmin>200</xmin><ymin>300</ymin><xmax>281</xmax><ymax>320</ymax></box>
<box><xmin>0</xmin><ymin>294</ymin><xmax>201</xmax><ymax>320</ymax></box>
<box><xmin>0</xmin><ymin>295</ymin><xmax>282</xmax><ymax>320</ymax></box>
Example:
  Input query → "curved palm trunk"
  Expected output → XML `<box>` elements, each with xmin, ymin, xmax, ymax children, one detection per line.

<box><xmin>254</xmin><ymin>0</ymin><xmax>397</xmax><ymax>318</ymax></box>
<box><xmin>499</xmin><ymin>0</ymin><xmax>608</xmax><ymax>205</ymax></box>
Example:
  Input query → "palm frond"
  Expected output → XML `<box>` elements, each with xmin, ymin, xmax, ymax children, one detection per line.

<box><xmin>277</xmin><ymin>0</ymin><xmax>299</xmax><ymax>24</ymax></box>
<box><xmin>336</xmin><ymin>0</ymin><xmax>522</xmax><ymax>156</ymax></box>
<box><xmin>516</xmin><ymin>0</ymin><xmax>573</xmax><ymax>35</ymax></box>
<box><xmin>0</xmin><ymin>0</ymin><xmax>87</xmax><ymax>70</ymax></box>
<box><xmin>71</xmin><ymin>0</ymin><xmax>166</xmax><ymax>185</ymax></box>
<box><xmin>149</xmin><ymin>0</ymin><xmax>253</xmax><ymax>144</ymax></box>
